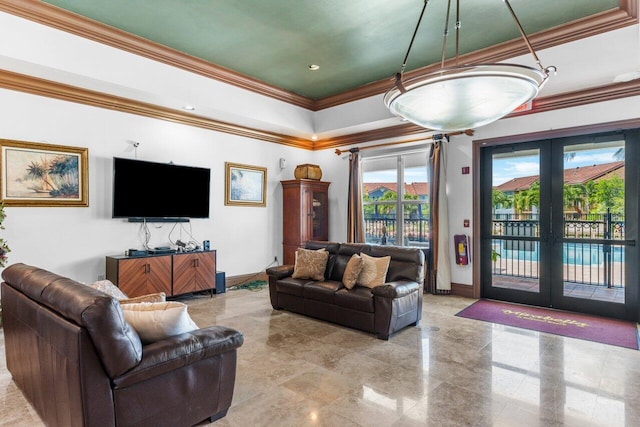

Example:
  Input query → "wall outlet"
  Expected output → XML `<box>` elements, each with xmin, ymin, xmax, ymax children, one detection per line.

<box><xmin>97</xmin><ymin>274</ymin><xmax>105</xmax><ymax>281</ymax></box>
<box><xmin>274</xmin><ymin>256</ymin><xmax>278</xmax><ymax>264</ymax></box>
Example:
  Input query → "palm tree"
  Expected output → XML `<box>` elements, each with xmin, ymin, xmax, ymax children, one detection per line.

<box><xmin>614</xmin><ymin>147</ymin><xmax>625</xmax><ymax>161</ymax></box>
<box><xmin>27</xmin><ymin>159</ymin><xmax>58</xmax><ymax>192</ymax></box>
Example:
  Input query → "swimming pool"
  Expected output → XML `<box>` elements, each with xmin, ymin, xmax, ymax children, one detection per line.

<box><xmin>493</xmin><ymin>241</ymin><xmax>625</xmax><ymax>265</ymax></box>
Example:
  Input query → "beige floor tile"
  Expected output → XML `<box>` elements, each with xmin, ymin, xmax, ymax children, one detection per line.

<box><xmin>2</xmin><ymin>289</ymin><xmax>640</xmax><ymax>426</ymax></box>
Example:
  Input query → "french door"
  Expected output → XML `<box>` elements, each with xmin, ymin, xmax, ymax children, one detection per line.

<box><xmin>480</xmin><ymin>130</ymin><xmax>639</xmax><ymax>320</ymax></box>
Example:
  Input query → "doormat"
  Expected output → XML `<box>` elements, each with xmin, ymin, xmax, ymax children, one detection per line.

<box><xmin>455</xmin><ymin>299</ymin><xmax>639</xmax><ymax>350</ymax></box>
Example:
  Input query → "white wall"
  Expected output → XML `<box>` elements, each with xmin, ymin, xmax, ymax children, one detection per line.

<box><xmin>2</xmin><ymin>3</ymin><xmax>640</xmax><ymax>289</ymax></box>
<box><xmin>0</xmin><ymin>88</ymin><xmax>318</xmax><ymax>283</ymax></box>
<box><xmin>3</xmin><ymin>88</ymin><xmax>639</xmax><ymax>289</ymax></box>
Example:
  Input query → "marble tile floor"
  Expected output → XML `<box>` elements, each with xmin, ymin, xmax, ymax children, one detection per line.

<box><xmin>2</xmin><ymin>289</ymin><xmax>640</xmax><ymax>426</ymax></box>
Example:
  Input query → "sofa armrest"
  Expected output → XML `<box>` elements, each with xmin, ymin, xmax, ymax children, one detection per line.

<box><xmin>113</xmin><ymin>325</ymin><xmax>243</xmax><ymax>389</ymax></box>
<box><xmin>266</xmin><ymin>265</ymin><xmax>294</xmax><ymax>279</ymax></box>
<box><xmin>371</xmin><ymin>280</ymin><xmax>419</xmax><ymax>299</ymax></box>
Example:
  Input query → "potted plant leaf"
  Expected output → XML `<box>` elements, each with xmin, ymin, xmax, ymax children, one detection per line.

<box><xmin>0</xmin><ymin>203</ymin><xmax>10</xmax><ymax>326</ymax></box>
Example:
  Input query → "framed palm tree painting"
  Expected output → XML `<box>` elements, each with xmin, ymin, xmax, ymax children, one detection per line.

<box><xmin>0</xmin><ymin>139</ymin><xmax>89</xmax><ymax>207</ymax></box>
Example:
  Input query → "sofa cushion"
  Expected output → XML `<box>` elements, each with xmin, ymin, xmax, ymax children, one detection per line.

<box><xmin>371</xmin><ymin>245</ymin><xmax>425</xmax><ymax>283</ymax></box>
<box><xmin>303</xmin><ymin>280</ymin><xmax>343</xmax><ymax>304</ymax></box>
<box><xmin>276</xmin><ymin>277</ymin><xmax>311</xmax><ymax>296</ymax></box>
<box><xmin>357</xmin><ymin>253</ymin><xmax>391</xmax><ymax>288</ymax></box>
<box><xmin>121</xmin><ymin>301</ymin><xmax>199</xmax><ymax>344</ymax></box>
<box><xmin>292</xmin><ymin>248</ymin><xmax>329</xmax><ymax>281</ymax></box>
<box><xmin>330</xmin><ymin>243</ymin><xmax>371</xmax><ymax>282</ymax></box>
<box><xmin>342</xmin><ymin>254</ymin><xmax>364</xmax><ymax>289</ymax></box>
<box><xmin>335</xmin><ymin>287</ymin><xmax>375</xmax><ymax>313</ymax></box>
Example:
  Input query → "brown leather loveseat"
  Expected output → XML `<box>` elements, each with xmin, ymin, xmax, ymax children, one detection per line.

<box><xmin>266</xmin><ymin>241</ymin><xmax>425</xmax><ymax>339</ymax></box>
<box><xmin>1</xmin><ymin>263</ymin><xmax>244</xmax><ymax>427</ymax></box>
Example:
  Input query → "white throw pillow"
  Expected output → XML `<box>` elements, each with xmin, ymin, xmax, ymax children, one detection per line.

<box><xmin>88</xmin><ymin>279</ymin><xmax>128</xmax><ymax>300</ymax></box>
<box><xmin>121</xmin><ymin>301</ymin><xmax>199</xmax><ymax>344</ymax></box>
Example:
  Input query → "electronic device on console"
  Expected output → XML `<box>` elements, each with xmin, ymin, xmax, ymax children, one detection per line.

<box><xmin>148</xmin><ymin>246</ymin><xmax>177</xmax><ymax>254</ymax></box>
<box><xmin>127</xmin><ymin>249</ymin><xmax>148</xmax><ymax>257</ymax></box>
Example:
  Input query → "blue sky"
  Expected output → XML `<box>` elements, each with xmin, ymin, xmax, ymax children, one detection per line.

<box><xmin>361</xmin><ymin>145</ymin><xmax>623</xmax><ymax>186</ymax></box>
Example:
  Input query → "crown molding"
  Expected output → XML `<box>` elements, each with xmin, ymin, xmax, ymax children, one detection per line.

<box><xmin>0</xmin><ymin>0</ymin><xmax>315</xmax><ymax>110</ymax></box>
<box><xmin>508</xmin><ymin>79</ymin><xmax>640</xmax><ymax>118</ymax></box>
<box><xmin>313</xmin><ymin>124</ymin><xmax>428</xmax><ymax>151</ymax></box>
<box><xmin>2</xmin><ymin>67</ymin><xmax>639</xmax><ymax>152</ymax></box>
<box><xmin>315</xmin><ymin>1</ymin><xmax>639</xmax><ymax>110</ymax></box>
<box><xmin>0</xmin><ymin>68</ymin><xmax>314</xmax><ymax>149</ymax></box>
<box><xmin>0</xmin><ymin>0</ymin><xmax>636</xmax><ymax>113</ymax></box>
<box><xmin>316</xmin><ymin>79</ymin><xmax>640</xmax><ymax>149</ymax></box>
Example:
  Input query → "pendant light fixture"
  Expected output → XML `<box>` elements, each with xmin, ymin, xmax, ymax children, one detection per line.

<box><xmin>384</xmin><ymin>0</ymin><xmax>557</xmax><ymax>132</ymax></box>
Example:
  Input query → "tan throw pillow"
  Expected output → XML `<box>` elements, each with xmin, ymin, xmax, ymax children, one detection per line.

<box><xmin>291</xmin><ymin>248</ymin><xmax>329</xmax><ymax>281</ymax></box>
<box><xmin>342</xmin><ymin>254</ymin><xmax>364</xmax><ymax>289</ymax></box>
<box><xmin>121</xmin><ymin>301</ymin><xmax>199</xmax><ymax>344</ymax></box>
<box><xmin>88</xmin><ymin>279</ymin><xmax>128</xmax><ymax>299</ymax></box>
<box><xmin>357</xmin><ymin>253</ymin><xmax>391</xmax><ymax>288</ymax></box>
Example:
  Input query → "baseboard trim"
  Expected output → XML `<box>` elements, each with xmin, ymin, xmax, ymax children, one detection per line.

<box><xmin>226</xmin><ymin>275</ymin><xmax>472</xmax><ymax>296</ymax></box>
<box><xmin>226</xmin><ymin>272</ymin><xmax>268</xmax><ymax>288</ymax></box>
<box><xmin>451</xmin><ymin>283</ymin><xmax>474</xmax><ymax>298</ymax></box>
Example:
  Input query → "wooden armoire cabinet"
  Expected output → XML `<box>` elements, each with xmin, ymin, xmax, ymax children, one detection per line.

<box><xmin>281</xmin><ymin>179</ymin><xmax>330</xmax><ymax>265</ymax></box>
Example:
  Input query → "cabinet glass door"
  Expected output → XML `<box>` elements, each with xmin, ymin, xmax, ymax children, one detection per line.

<box><xmin>312</xmin><ymin>189</ymin><xmax>328</xmax><ymax>240</ymax></box>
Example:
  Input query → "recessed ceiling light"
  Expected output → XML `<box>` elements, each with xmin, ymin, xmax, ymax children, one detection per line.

<box><xmin>182</xmin><ymin>105</ymin><xmax>196</xmax><ymax>111</ymax></box>
<box><xmin>311</xmin><ymin>134</ymin><xmax>318</xmax><ymax>141</ymax></box>
<box><xmin>308</xmin><ymin>64</ymin><xmax>320</xmax><ymax>71</ymax></box>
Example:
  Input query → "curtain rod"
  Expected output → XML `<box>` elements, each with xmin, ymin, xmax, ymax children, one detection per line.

<box><xmin>334</xmin><ymin>129</ymin><xmax>474</xmax><ymax>155</ymax></box>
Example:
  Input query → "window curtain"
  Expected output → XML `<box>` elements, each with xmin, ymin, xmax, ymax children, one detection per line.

<box><xmin>427</xmin><ymin>138</ymin><xmax>452</xmax><ymax>294</ymax></box>
<box><xmin>347</xmin><ymin>148</ymin><xmax>364</xmax><ymax>243</ymax></box>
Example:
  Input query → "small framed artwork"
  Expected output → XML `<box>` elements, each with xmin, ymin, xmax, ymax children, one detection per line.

<box><xmin>225</xmin><ymin>162</ymin><xmax>267</xmax><ymax>207</ymax></box>
<box><xmin>0</xmin><ymin>139</ymin><xmax>89</xmax><ymax>207</ymax></box>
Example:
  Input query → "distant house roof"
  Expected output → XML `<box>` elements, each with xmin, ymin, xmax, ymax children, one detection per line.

<box><xmin>494</xmin><ymin>161</ymin><xmax>624</xmax><ymax>192</ymax></box>
<box><xmin>564</xmin><ymin>161</ymin><xmax>624</xmax><ymax>184</ymax></box>
<box><xmin>363</xmin><ymin>182</ymin><xmax>429</xmax><ymax>197</ymax></box>
<box><xmin>494</xmin><ymin>175</ymin><xmax>540</xmax><ymax>193</ymax></box>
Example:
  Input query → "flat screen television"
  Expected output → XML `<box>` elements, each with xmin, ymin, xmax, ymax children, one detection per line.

<box><xmin>112</xmin><ymin>157</ymin><xmax>211</xmax><ymax>221</ymax></box>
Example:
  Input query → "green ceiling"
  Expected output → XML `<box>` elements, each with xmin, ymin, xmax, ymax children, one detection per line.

<box><xmin>42</xmin><ymin>0</ymin><xmax>619</xmax><ymax>100</ymax></box>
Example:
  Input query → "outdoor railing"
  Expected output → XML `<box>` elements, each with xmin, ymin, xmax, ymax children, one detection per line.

<box><xmin>364</xmin><ymin>213</ymin><xmax>625</xmax><ymax>287</ymax></box>
<box><xmin>364</xmin><ymin>216</ymin><xmax>429</xmax><ymax>247</ymax></box>
<box><xmin>492</xmin><ymin>212</ymin><xmax>625</xmax><ymax>288</ymax></box>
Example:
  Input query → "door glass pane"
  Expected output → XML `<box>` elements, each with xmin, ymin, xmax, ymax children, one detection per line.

<box><xmin>562</xmin><ymin>141</ymin><xmax>625</xmax><ymax>304</ymax></box>
<box><xmin>362</xmin><ymin>157</ymin><xmax>398</xmax><ymax>245</ymax></box>
<box><xmin>403</xmin><ymin>202</ymin><xmax>429</xmax><ymax>247</ymax></box>
<box><xmin>491</xmin><ymin>149</ymin><xmax>540</xmax><ymax>293</ymax></box>
<box><xmin>403</xmin><ymin>155</ymin><xmax>429</xmax><ymax>246</ymax></box>
<box><xmin>312</xmin><ymin>190</ymin><xmax>328</xmax><ymax>240</ymax></box>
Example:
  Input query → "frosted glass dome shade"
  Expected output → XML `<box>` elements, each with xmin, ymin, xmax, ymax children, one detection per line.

<box><xmin>384</xmin><ymin>64</ymin><xmax>549</xmax><ymax>132</ymax></box>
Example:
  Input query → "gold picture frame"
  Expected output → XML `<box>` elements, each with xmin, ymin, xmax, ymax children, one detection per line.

<box><xmin>0</xmin><ymin>139</ymin><xmax>89</xmax><ymax>207</ymax></box>
<box><xmin>225</xmin><ymin>162</ymin><xmax>267</xmax><ymax>207</ymax></box>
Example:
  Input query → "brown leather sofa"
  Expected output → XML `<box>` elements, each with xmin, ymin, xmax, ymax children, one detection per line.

<box><xmin>1</xmin><ymin>263</ymin><xmax>244</xmax><ymax>427</ymax></box>
<box><xmin>266</xmin><ymin>241</ymin><xmax>425</xmax><ymax>339</ymax></box>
